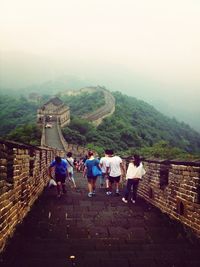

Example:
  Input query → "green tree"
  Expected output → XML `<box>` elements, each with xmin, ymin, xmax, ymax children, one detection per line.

<box><xmin>139</xmin><ymin>141</ymin><xmax>195</xmax><ymax>160</ymax></box>
<box><xmin>6</xmin><ymin>124</ymin><xmax>41</xmax><ymax>145</ymax></box>
<box><xmin>62</xmin><ymin>127</ymin><xmax>86</xmax><ymax>145</ymax></box>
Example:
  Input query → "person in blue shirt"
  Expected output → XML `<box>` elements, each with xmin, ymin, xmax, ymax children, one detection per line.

<box><xmin>49</xmin><ymin>156</ymin><xmax>68</xmax><ymax>197</ymax></box>
<box><xmin>83</xmin><ymin>151</ymin><xmax>101</xmax><ymax>198</ymax></box>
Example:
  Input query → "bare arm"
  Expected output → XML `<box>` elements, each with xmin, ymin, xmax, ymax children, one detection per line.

<box><xmin>82</xmin><ymin>166</ymin><xmax>87</xmax><ymax>178</ymax></box>
<box><xmin>120</xmin><ymin>162</ymin><xmax>126</xmax><ymax>180</ymax></box>
<box><xmin>66</xmin><ymin>168</ymin><xmax>69</xmax><ymax>178</ymax></box>
<box><xmin>48</xmin><ymin>166</ymin><xmax>54</xmax><ymax>179</ymax></box>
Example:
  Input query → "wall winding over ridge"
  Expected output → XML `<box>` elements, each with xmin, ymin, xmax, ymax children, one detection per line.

<box><xmin>80</xmin><ymin>86</ymin><xmax>116</xmax><ymax>126</ymax></box>
<box><xmin>56</xmin><ymin>120</ymin><xmax>89</xmax><ymax>157</ymax></box>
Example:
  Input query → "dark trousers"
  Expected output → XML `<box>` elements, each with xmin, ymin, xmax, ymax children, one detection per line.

<box><xmin>124</xmin><ymin>179</ymin><xmax>140</xmax><ymax>201</ymax></box>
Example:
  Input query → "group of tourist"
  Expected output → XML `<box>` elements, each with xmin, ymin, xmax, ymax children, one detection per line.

<box><xmin>48</xmin><ymin>150</ymin><xmax>146</xmax><ymax>203</ymax></box>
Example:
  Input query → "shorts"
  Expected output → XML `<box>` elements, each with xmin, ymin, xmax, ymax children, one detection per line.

<box><xmin>108</xmin><ymin>175</ymin><xmax>121</xmax><ymax>184</ymax></box>
<box><xmin>102</xmin><ymin>173</ymin><xmax>108</xmax><ymax>179</ymax></box>
<box><xmin>87</xmin><ymin>175</ymin><xmax>97</xmax><ymax>183</ymax></box>
<box><xmin>55</xmin><ymin>173</ymin><xmax>66</xmax><ymax>183</ymax></box>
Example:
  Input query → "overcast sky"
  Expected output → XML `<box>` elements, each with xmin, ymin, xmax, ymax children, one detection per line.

<box><xmin>0</xmin><ymin>0</ymin><xmax>200</xmax><ymax>131</ymax></box>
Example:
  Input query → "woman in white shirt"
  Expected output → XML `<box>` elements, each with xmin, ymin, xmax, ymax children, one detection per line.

<box><xmin>122</xmin><ymin>154</ymin><xmax>146</xmax><ymax>204</ymax></box>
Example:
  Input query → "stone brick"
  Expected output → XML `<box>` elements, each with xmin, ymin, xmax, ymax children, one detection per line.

<box><xmin>1</xmin><ymin>139</ymin><xmax>200</xmax><ymax>255</ymax></box>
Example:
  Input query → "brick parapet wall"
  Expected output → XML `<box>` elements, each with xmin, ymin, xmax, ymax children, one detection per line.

<box><xmin>138</xmin><ymin>159</ymin><xmax>200</xmax><ymax>237</ymax></box>
<box><xmin>82</xmin><ymin>88</ymin><xmax>115</xmax><ymax>126</ymax></box>
<box><xmin>56</xmin><ymin>120</ymin><xmax>89</xmax><ymax>158</ymax></box>
<box><xmin>1</xmin><ymin>140</ymin><xmax>200</xmax><ymax>252</ymax></box>
<box><xmin>0</xmin><ymin>140</ymin><xmax>62</xmax><ymax>253</ymax></box>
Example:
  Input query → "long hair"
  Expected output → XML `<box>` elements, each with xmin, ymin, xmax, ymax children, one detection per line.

<box><xmin>67</xmin><ymin>152</ymin><xmax>72</xmax><ymax>157</ymax></box>
<box><xmin>88</xmin><ymin>150</ymin><xmax>94</xmax><ymax>157</ymax></box>
<box><xmin>133</xmin><ymin>154</ymin><xmax>141</xmax><ymax>167</ymax></box>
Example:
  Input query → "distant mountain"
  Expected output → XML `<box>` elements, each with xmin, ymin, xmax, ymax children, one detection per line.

<box><xmin>62</xmin><ymin>90</ymin><xmax>200</xmax><ymax>155</ymax></box>
<box><xmin>25</xmin><ymin>76</ymin><xmax>92</xmax><ymax>95</ymax></box>
<box><xmin>1</xmin><ymin>88</ymin><xmax>200</xmax><ymax>156</ymax></box>
<box><xmin>0</xmin><ymin>75</ymin><xmax>92</xmax><ymax>96</ymax></box>
<box><xmin>104</xmin><ymin>92</ymin><xmax>200</xmax><ymax>153</ymax></box>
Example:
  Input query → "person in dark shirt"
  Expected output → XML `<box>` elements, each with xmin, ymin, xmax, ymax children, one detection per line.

<box><xmin>48</xmin><ymin>156</ymin><xmax>68</xmax><ymax>197</ymax></box>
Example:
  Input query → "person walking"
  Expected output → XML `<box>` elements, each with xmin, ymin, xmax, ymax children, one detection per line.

<box><xmin>48</xmin><ymin>156</ymin><xmax>68</xmax><ymax>198</ymax></box>
<box><xmin>122</xmin><ymin>154</ymin><xmax>146</xmax><ymax>204</ymax></box>
<box><xmin>99</xmin><ymin>149</ymin><xmax>110</xmax><ymax>188</ymax></box>
<box><xmin>106</xmin><ymin>149</ymin><xmax>125</xmax><ymax>196</ymax></box>
<box><xmin>66</xmin><ymin>152</ymin><xmax>76</xmax><ymax>188</ymax></box>
<box><xmin>83</xmin><ymin>151</ymin><xmax>100</xmax><ymax>198</ymax></box>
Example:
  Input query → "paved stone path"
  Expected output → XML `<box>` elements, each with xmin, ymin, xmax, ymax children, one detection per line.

<box><xmin>45</xmin><ymin>123</ymin><xmax>65</xmax><ymax>150</ymax></box>
<box><xmin>1</xmin><ymin>172</ymin><xmax>200</xmax><ymax>267</ymax></box>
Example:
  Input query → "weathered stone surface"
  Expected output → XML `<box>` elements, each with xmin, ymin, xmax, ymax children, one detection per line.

<box><xmin>0</xmin><ymin>172</ymin><xmax>200</xmax><ymax>267</ymax></box>
<box><xmin>0</xmin><ymin>140</ymin><xmax>59</xmax><ymax>253</ymax></box>
<box><xmin>0</xmin><ymin>139</ymin><xmax>200</xmax><ymax>266</ymax></box>
<box><xmin>138</xmin><ymin>160</ymin><xmax>200</xmax><ymax>238</ymax></box>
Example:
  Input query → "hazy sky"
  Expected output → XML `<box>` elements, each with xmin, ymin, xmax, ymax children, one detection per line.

<box><xmin>0</xmin><ymin>0</ymin><xmax>200</xmax><ymax>130</ymax></box>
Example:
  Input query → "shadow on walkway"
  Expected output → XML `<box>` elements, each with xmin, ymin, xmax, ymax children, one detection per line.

<box><xmin>1</xmin><ymin>172</ymin><xmax>200</xmax><ymax>267</ymax></box>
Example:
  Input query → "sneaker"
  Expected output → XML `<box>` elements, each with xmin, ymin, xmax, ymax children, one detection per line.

<box><xmin>122</xmin><ymin>197</ymin><xmax>128</xmax><ymax>203</ymax></box>
<box><xmin>88</xmin><ymin>192</ymin><xmax>93</xmax><ymax>198</ymax></box>
<box><xmin>106</xmin><ymin>191</ymin><xmax>112</xmax><ymax>195</ymax></box>
<box><xmin>115</xmin><ymin>191</ymin><xmax>120</xmax><ymax>196</ymax></box>
<box><xmin>131</xmin><ymin>198</ymin><xmax>136</xmax><ymax>204</ymax></box>
<box><xmin>92</xmin><ymin>191</ymin><xmax>96</xmax><ymax>196</ymax></box>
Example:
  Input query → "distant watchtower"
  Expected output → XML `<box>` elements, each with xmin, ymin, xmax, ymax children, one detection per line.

<box><xmin>37</xmin><ymin>97</ymin><xmax>70</xmax><ymax>127</ymax></box>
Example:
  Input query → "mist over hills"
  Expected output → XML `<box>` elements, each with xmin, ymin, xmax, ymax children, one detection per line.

<box><xmin>0</xmin><ymin>87</ymin><xmax>200</xmax><ymax>158</ymax></box>
<box><xmin>0</xmin><ymin>60</ymin><xmax>199</xmax><ymax>133</ymax></box>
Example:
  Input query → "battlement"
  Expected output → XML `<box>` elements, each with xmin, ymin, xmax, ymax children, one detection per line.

<box><xmin>139</xmin><ymin>159</ymin><xmax>200</xmax><ymax>237</ymax></box>
<box><xmin>0</xmin><ymin>145</ymin><xmax>200</xmax><ymax>253</ymax></box>
<box><xmin>0</xmin><ymin>139</ymin><xmax>62</xmax><ymax>252</ymax></box>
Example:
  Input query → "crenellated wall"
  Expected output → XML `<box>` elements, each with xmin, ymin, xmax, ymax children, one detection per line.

<box><xmin>56</xmin><ymin>120</ymin><xmax>89</xmax><ymax>158</ymax></box>
<box><xmin>1</xmin><ymin>139</ymin><xmax>200</xmax><ymax>253</ymax></box>
<box><xmin>0</xmin><ymin>139</ymin><xmax>63</xmax><ymax>253</ymax></box>
<box><xmin>81</xmin><ymin>87</ymin><xmax>116</xmax><ymax>126</ymax></box>
<box><xmin>139</xmin><ymin>159</ymin><xmax>200</xmax><ymax>237</ymax></box>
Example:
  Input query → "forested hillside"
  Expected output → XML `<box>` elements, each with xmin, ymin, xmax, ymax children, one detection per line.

<box><xmin>62</xmin><ymin>91</ymin><xmax>200</xmax><ymax>158</ymax></box>
<box><xmin>0</xmin><ymin>94</ymin><xmax>41</xmax><ymax>145</ymax></box>
<box><xmin>0</xmin><ymin>95</ymin><xmax>38</xmax><ymax>135</ymax></box>
<box><xmin>58</xmin><ymin>90</ymin><xmax>105</xmax><ymax>116</ymax></box>
<box><xmin>103</xmin><ymin>92</ymin><xmax>200</xmax><ymax>153</ymax></box>
<box><xmin>0</xmin><ymin>91</ymin><xmax>105</xmax><ymax>145</ymax></box>
<box><xmin>0</xmin><ymin>90</ymin><xmax>200</xmax><ymax>159</ymax></box>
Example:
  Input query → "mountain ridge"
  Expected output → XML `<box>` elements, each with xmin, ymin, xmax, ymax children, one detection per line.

<box><xmin>60</xmin><ymin>89</ymin><xmax>200</xmax><ymax>156</ymax></box>
<box><xmin>0</xmin><ymin>88</ymin><xmax>200</xmax><ymax>157</ymax></box>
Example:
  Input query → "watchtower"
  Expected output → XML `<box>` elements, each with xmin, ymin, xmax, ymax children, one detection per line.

<box><xmin>37</xmin><ymin>97</ymin><xmax>70</xmax><ymax>127</ymax></box>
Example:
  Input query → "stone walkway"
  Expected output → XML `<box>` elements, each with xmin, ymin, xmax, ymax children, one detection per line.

<box><xmin>1</xmin><ymin>172</ymin><xmax>200</xmax><ymax>267</ymax></box>
<box><xmin>45</xmin><ymin>122</ymin><xmax>65</xmax><ymax>150</ymax></box>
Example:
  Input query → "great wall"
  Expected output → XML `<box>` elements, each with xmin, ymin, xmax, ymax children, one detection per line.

<box><xmin>80</xmin><ymin>87</ymin><xmax>115</xmax><ymax>126</ymax></box>
<box><xmin>0</xmin><ymin>87</ymin><xmax>200</xmax><ymax>255</ymax></box>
